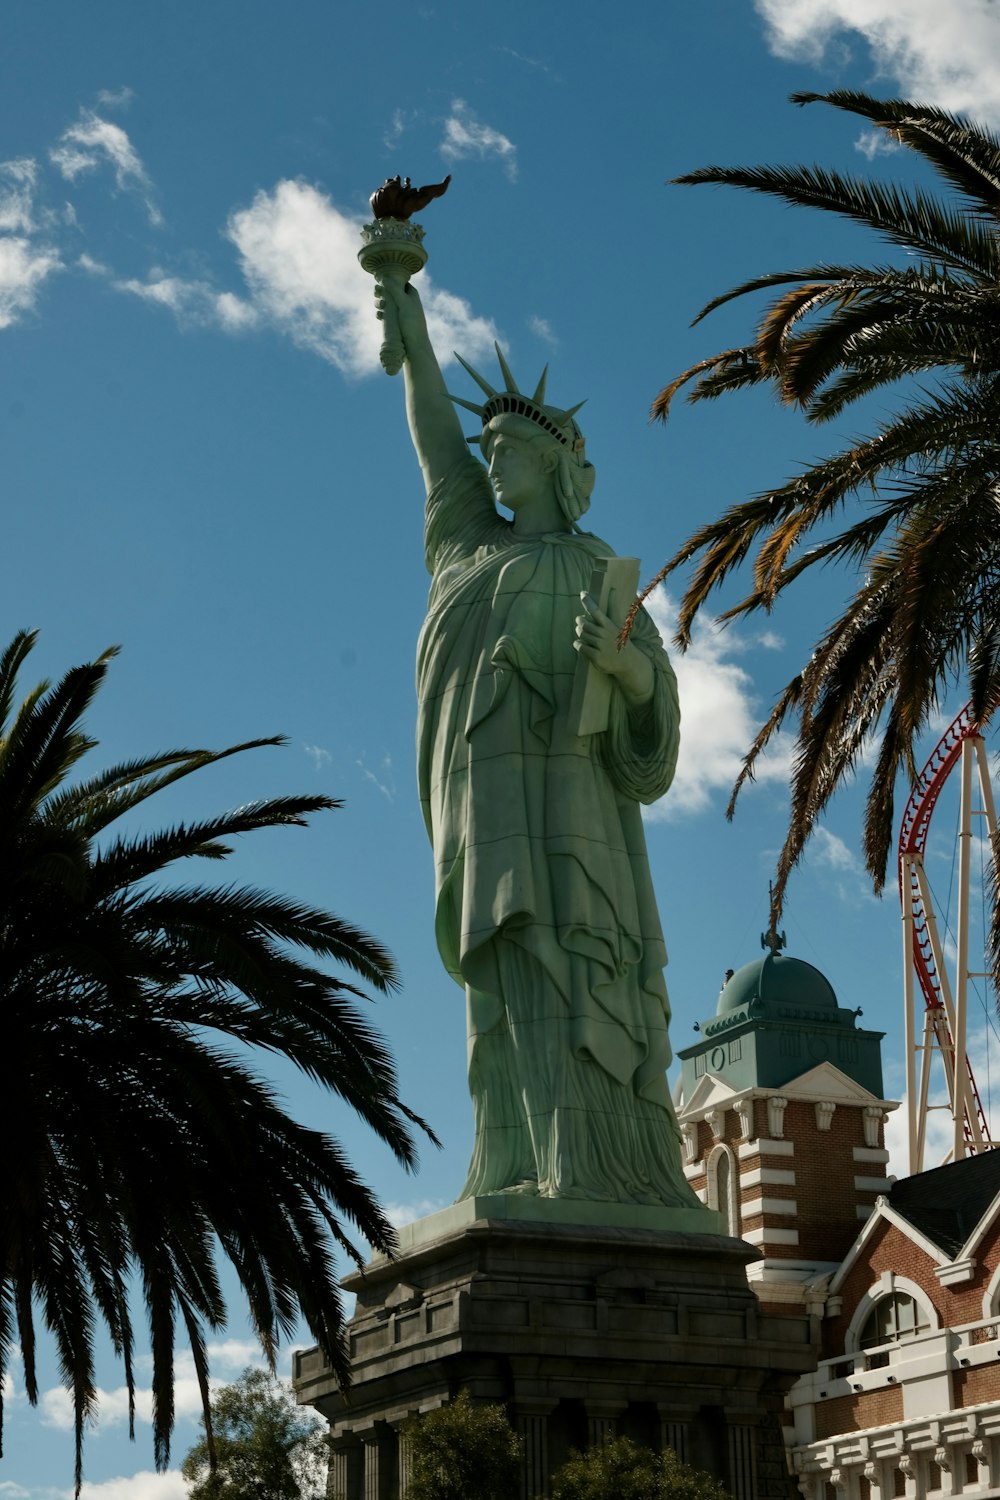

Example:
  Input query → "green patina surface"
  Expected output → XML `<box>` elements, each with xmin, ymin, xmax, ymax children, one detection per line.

<box><xmin>366</xmin><ymin>229</ymin><xmax>711</xmax><ymax>1225</ymax></box>
<box><xmin>679</xmin><ymin>951</ymin><xmax>886</xmax><ymax>1098</ymax></box>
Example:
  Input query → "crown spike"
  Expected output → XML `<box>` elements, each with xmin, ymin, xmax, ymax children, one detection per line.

<box><xmin>553</xmin><ymin>400</ymin><xmax>587</xmax><ymax>423</ymax></box>
<box><xmin>494</xmin><ymin>342</ymin><xmax>518</xmax><ymax>394</ymax></box>
<box><xmin>448</xmin><ymin>393</ymin><xmax>486</xmax><ymax>417</ymax></box>
<box><xmin>454</xmin><ymin>351</ymin><xmax>497</xmax><ymax>398</ymax></box>
<box><xmin>532</xmin><ymin>365</ymin><xmax>549</xmax><ymax>404</ymax></box>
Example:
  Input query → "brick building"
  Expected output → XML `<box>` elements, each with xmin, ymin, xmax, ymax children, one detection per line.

<box><xmin>676</xmin><ymin>945</ymin><xmax>1000</xmax><ymax>1499</ymax></box>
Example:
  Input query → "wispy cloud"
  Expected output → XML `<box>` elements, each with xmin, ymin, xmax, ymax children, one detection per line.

<box><xmin>441</xmin><ymin>100</ymin><xmax>518</xmax><ymax>181</ymax></box>
<box><xmin>79</xmin><ymin>1474</ymin><xmax>187</xmax><ymax>1500</ymax></box>
<box><xmin>383</xmin><ymin>1198</ymin><xmax>446</xmax><ymax>1228</ymax></box>
<box><xmin>0</xmin><ymin>158</ymin><xmax>62</xmax><ymax>328</ymax></box>
<box><xmin>115</xmin><ymin>270</ymin><xmax>258</xmax><ymax>331</ymax></box>
<box><xmin>225</xmin><ymin>179</ymin><xmax>497</xmax><ymax>376</ymax></box>
<box><xmin>40</xmin><ymin>1339</ymin><xmax>265</xmax><ymax>1434</ymax></box>
<box><xmin>0</xmin><ymin>159</ymin><xmax>40</xmax><ymax>234</ymax></box>
<box><xmin>754</xmin><ymin>0</ymin><xmax>1000</xmax><ymax>123</ymax></box>
<box><xmin>854</xmin><ymin>128</ymin><xmax>902</xmax><ymax>160</ymax></box>
<box><xmin>357</xmin><ymin>753</ymin><xmax>395</xmax><ymax>802</ymax></box>
<box><xmin>0</xmin><ymin>237</ymin><xmax>62</xmax><ymax>329</ymax></box>
<box><xmin>304</xmin><ymin>743</ymin><xmax>332</xmax><ymax>770</ymax></box>
<box><xmin>529</xmin><ymin>314</ymin><xmax>557</xmax><ymax>347</ymax></box>
<box><xmin>644</xmin><ymin>589</ymin><xmax>794</xmax><ymax>819</ymax></box>
<box><xmin>50</xmin><ymin>109</ymin><xmax>161</xmax><ymax>225</ymax></box>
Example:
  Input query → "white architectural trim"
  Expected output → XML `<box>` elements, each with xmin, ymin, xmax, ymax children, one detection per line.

<box><xmin>738</xmin><ymin>1138</ymin><xmax>794</xmax><ymax>1158</ymax></box>
<box><xmin>956</xmin><ymin>1186</ymin><xmax>1000</xmax><ymax>1263</ymax></box>
<box><xmin>705</xmin><ymin>1142</ymin><xmax>740</xmax><ymax>1236</ymax></box>
<box><xmin>935</xmin><ymin>1256</ymin><xmax>975</xmax><ymax>1287</ymax></box>
<box><xmin>741</xmin><ymin>1225</ymin><xmax>800</xmax><ymax>1245</ymax></box>
<box><xmin>741</xmin><ymin>1166</ymin><xmax>796</xmax><ymax>1189</ymax></box>
<box><xmin>981</xmin><ymin>1257</ymin><xmax>1000</xmax><ymax>1318</ymax></box>
<box><xmin>742</xmin><ymin>1196</ymin><xmax>799</xmax><ymax>1218</ymax></box>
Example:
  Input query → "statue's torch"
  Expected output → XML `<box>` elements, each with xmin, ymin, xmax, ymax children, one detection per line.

<box><xmin>358</xmin><ymin>173</ymin><xmax>451</xmax><ymax>376</ymax></box>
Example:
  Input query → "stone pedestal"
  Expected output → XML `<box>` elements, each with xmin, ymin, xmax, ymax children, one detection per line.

<box><xmin>294</xmin><ymin>1202</ymin><xmax>815</xmax><ymax>1500</ymax></box>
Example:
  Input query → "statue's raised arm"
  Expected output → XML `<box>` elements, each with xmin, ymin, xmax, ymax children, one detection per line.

<box><xmin>375</xmin><ymin>278</ymin><xmax>469</xmax><ymax>497</ymax></box>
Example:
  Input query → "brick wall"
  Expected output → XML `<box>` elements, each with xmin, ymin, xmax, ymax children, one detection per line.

<box><xmin>954</xmin><ymin>1364</ymin><xmax>1000</xmax><ymax>1407</ymax></box>
<box><xmin>813</xmin><ymin>1385</ymin><xmax>903</xmax><ymax>1439</ymax></box>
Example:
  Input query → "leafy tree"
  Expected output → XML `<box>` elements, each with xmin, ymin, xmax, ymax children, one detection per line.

<box><xmin>181</xmin><ymin>1367</ymin><xmax>327</xmax><ymax>1500</ymax></box>
<box><xmin>404</xmin><ymin>1389</ymin><xmax>522</xmax><ymax>1500</ymax></box>
<box><xmin>642</xmin><ymin>91</ymin><xmax>1000</xmax><ymax>967</ymax></box>
<box><xmin>549</xmin><ymin>1437</ymin><xmax>733</xmax><ymax>1500</ymax></box>
<box><xmin>0</xmin><ymin>630</ymin><xmax>434</xmax><ymax>1493</ymax></box>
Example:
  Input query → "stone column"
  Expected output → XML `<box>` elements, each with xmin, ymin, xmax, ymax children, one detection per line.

<box><xmin>585</xmin><ymin>1400</ymin><xmax>626</xmax><ymax>1449</ymax></box>
<box><xmin>514</xmin><ymin>1399</ymin><xmax>556</xmax><ymax>1500</ymax></box>
<box><xmin>388</xmin><ymin>1416</ymin><xmax>415</xmax><ymax>1499</ymax></box>
<box><xmin>726</xmin><ymin>1421</ymin><xmax>757</xmax><ymax>1500</ymax></box>
<box><xmin>359</xmin><ymin>1423</ymin><xmax>393</xmax><ymax>1500</ymax></box>
<box><xmin>658</xmin><ymin>1404</ymin><xmax>693</xmax><ymax>1464</ymax></box>
<box><xmin>328</xmin><ymin>1433</ymin><xmax>364</xmax><ymax>1500</ymax></box>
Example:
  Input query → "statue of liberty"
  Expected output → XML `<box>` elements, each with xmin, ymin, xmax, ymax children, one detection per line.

<box><xmin>374</xmin><ymin>256</ymin><xmax>699</xmax><ymax>1212</ymax></box>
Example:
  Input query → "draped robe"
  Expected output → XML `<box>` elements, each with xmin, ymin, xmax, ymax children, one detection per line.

<box><xmin>416</xmin><ymin>456</ymin><xmax>697</xmax><ymax>1206</ymax></box>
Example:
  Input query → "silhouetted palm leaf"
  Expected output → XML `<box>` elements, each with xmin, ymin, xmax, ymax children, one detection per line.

<box><xmin>0</xmin><ymin>633</ymin><xmax>435</xmax><ymax>1493</ymax></box>
<box><xmin>643</xmin><ymin>92</ymin><xmax>1000</xmax><ymax>979</ymax></box>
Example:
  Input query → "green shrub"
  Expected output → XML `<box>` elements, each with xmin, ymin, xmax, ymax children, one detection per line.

<box><xmin>405</xmin><ymin>1389</ymin><xmax>522</xmax><ymax>1500</ymax></box>
<box><xmin>549</xmin><ymin>1436</ymin><xmax>734</xmax><ymax>1500</ymax></box>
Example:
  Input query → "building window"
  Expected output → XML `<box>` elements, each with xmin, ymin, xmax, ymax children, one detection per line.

<box><xmin>706</xmin><ymin>1145</ymin><xmax>739</xmax><ymax>1236</ymax></box>
<box><xmin>859</xmin><ymin>1292</ymin><xmax>930</xmax><ymax>1351</ymax></box>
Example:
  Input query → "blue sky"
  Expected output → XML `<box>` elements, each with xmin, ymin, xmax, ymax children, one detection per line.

<box><xmin>4</xmin><ymin>1</ymin><xmax>1000</xmax><ymax>1494</ymax></box>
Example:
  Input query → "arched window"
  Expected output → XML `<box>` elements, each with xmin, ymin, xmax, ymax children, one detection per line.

<box><xmin>859</xmin><ymin>1292</ymin><xmax>930</xmax><ymax>1350</ymax></box>
<box><xmin>706</xmin><ymin>1144</ymin><xmax>739</xmax><ymax>1236</ymax></box>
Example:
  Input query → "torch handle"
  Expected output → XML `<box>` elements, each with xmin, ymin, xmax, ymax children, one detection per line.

<box><xmin>375</xmin><ymin>267</ymin><xmax>407</xmax><ymax>378</ymax></box>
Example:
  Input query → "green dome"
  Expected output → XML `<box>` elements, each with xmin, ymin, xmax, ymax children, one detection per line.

<box><xmin>717</xmin><ymin>951</ymin><xmax>838</xmax><ymax>1017</ymax></box>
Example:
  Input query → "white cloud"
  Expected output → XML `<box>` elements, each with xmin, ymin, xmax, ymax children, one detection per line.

<box><xmin>116</xmin><ymin>271</ymin><xmax>258</xmax><ymax>332</ymax></box>
<box><xmin>383</xmin><ymin>1198</ymin><xmax>446</xmax><ymax>1228</ymax></box>
<box><xmin>754</xmin><ymin>0</ymin><xmax>1000</xmax><ymax>123</ymax></box>
<box><xmin>226</xmin><ymin>179</ymin><xmax>496</xmax><ymax>376</ymax></box>
<box><xmin>0</xmin><ymin>238</ymin><xmax>62</xmax><ymax>329</ymax></box>
<box><xmin>0</xmin><ymin>159</ymin><xmax>39</xmax><ymax>233</ymax></box>
<box><xmin>854</xmin><ymin>128</ymin><xmax>902</xmax><ymax>160</ymax></box>
<box><xmin>95</xmin><ymin>87</ymin><xmax>135</xmax><ymax>110</ymax></box>
<box><xmin>810</xmin><ymin>826</ymin><xmax>857</xmax><ymax>872</ymax></box>
<box><xmin>304</xmin><ymin>742</ymin><xmax>332</xmax><ymax>770</ymax></box>
<box><xmin>40</xmin><ymin>1340</ymin><xmax>267</xmax><ymax>1434</ymax></box>
<box><xmin>50</xmin><ymin>110</ymin><xmax>161</xmax><ymax>225</ymax></box>
<box><xmin>357</xmin><ymin>753</ymin><xmax>395</xmax><ymax>802</ymax></box>
<box><xmin>441</xmin><ymin>100</ymin><xmax>518</xmax><ymax>181</ymax></box>
<box><xmin>644</xmin><ymin>589</ymin><xmax>794</xmax><ymax>818</ymax></box>
<box><xmin>529</xmin><ymin>314</ymin><xmax>557</xmax><ymax>346</ymax></box>
<box><xmin>79</xmin><ymin>1473</ymin><xmax>187</xmax><ymax>1500</ymax></box>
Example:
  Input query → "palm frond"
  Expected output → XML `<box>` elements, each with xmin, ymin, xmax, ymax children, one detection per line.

<box><xmin>0</xmin><ymin>632</ymin><xmax>430</xmax><ymax>1491</ymax></box>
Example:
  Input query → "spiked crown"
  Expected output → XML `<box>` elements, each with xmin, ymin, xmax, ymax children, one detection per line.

<box><xmin>450</xmin><ymin>344</ymin><xmax>588</xmax><ymax>463</ymax></box>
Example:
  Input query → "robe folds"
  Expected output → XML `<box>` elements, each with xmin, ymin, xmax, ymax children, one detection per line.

<box><xmin>416</xmin><ymin>457</ymin><xmax>695</xmax><ymax>1204</ymax></box>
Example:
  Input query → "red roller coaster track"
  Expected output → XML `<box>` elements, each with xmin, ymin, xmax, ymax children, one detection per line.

<box><xmin>897</xmin><ymin>702</ymin><xmax>992</xmax><ymax>1151</ymax></box>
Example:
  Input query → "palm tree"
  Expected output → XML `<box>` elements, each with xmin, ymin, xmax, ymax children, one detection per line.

<box><xmin>642</xmin><ymin>90</ymin><xmax>1000</xmax><ymax>962</ymax></box>
<box><xmin>0</xmin><ymin>630</ymin><xmax>434</xmax><ymax>1493</ymax></box>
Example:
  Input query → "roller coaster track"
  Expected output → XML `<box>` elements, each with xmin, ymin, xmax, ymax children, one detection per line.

<box><xmin>898</xmin><ymin>703</ymin><xmax>993</xmax><ymax>1167</ymax></box>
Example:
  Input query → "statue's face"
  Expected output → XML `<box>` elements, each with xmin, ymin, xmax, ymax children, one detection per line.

<box><xmin>488</xmin><ymin>433</ymin><xmax>551</xmax><ymax>514</ymax></box>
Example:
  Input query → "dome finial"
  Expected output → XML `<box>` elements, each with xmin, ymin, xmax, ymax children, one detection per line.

<box><xmin>761</xmin><ymin>882</ymin><xmax>786</xmax><ymax>955</ymax></box>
